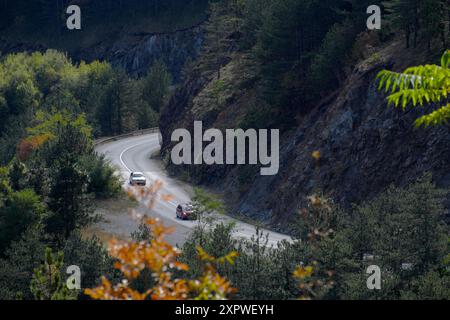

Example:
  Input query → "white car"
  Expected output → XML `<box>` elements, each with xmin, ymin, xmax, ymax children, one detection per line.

<box><xmin>129</xmin><ymin>172</ymin><xmax>147</xmax><ymax>186</ymax></box>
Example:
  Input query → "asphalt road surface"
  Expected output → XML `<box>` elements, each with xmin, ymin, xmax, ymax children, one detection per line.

<box><xmin>95</xmin><ymin>133</ymin><xmax>292</xmax><ymax>247</ymax></box>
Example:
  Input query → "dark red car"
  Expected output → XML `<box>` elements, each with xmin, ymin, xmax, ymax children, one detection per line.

<box><xmin>176</xmin><ymin>204</ymin><xmax>195</xmax><ymax>220</ymax></box>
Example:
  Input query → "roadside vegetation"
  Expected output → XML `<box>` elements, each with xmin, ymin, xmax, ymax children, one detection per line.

<box><xmin>0</xmin><ymin>50</ymin><xmax>171</xmax><ymax>299</ymax></box>
<box><xmin>81</xmin><ymin>174</ymin><xmax>449</xmax><ymax>301</ymax></box>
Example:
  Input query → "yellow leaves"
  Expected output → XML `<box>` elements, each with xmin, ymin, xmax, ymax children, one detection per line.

<box><xmin>296</xmin><ymin>194</ymin><xmax>335</xmax><ymax>299</ymax></box>
<box><xmin>27</xmin><ymin>110</ymin><xmax>92</xmax><ymax>141</ymax></box>
<box><xmin>192</xmin><ymin>247</ymin><xmax>238</xmax><ymax>300</ymax></box>
<box><xmin>84</xmin><ymin>217</ymin><xmax>190</xmax><ymax>300</ymax></box>
<box><xmin>86</xmin><ymin>182</ymin><xmax>236</xmax><ymax>301</ymax></box>
<box><xmin>108</xmin><ymin>220</ymin><xmax>187</xmax><ymax>280</ymax></box>
<box><xmin>219</xmin><ymin>251</ymin><xmax>239</xmax><ymax>266</ymax></box>
<box><xmin>307</xmin><ymin>194</ymin><xmax>322</xmax><ymax>208</ymax></box>
<box><xmin>190</xmin><ymin>270</ymin><xmax>236</xmax><ymax>301</ymax></box>
<box><xmin>294</xmin><ymin>265</ymin><xmax>314</xmax><ymax>280</ymax></box>
<box><xmin>311</xmin><ymin>150</ymin><xmax>321</xmax><ymax>161</ymax></box>
<box><xmin>293</xmin><ymin>263</ymin><xmax>334</xmax><ymax>300</ymax></box>
<box><xmin>414</xmin><ymin>102</ymin><xmax>450</xmax><ymax>128</ymax></box>
<box><xmin>197</xmin><ymin>247</ymin><xmax>216</xmax><ymax>263</ymax></box>
<box><xmin>196</xmin><ymin>247</ymin><xmax>238</xmax><ymax>269</ymax></box>
<box><xmin>85</xmin><ymin>214</ymin><xmax>236</xmax><ymax>301</ymax></box>
<box><xmin>17</xmin><ymin>133</ymin><xmax>52</xmax><ymax>161</ymax></box>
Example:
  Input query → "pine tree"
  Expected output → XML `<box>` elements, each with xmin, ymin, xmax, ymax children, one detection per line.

<box><xmin>339</xmin><ymin>175</ymin><xmax>448</xmax><ymax>299</ymax></box>
<box><xmin>202</xmin><ymin>0</ymin><xmax>243</xmax><ymax>79</ymax></box>
<box><xmin>420</xmin><ymin>0</ymin><xmax>447</xmax><ymax>50</ymax></box>
<box><xmin>383</xmin><ymin>0</ymin><xmax>420</xmax><ymax>48</ymax></box>
<box><xmin>30</xmin><ymin>248</ymin><xmax>77</xmax><ymax>300</ymax></box>
<box><xmin>98</xmin><ymin>69</ymin><xmax>138</xmax><ymax>135</ymax></box>
<box><xmin>142</xmin><ymin>59</ymin><xmax>172</xmax><ymax>113</ymax></box>
<box><xmin>43</xmin><ymin>123</ymin><xmax>95</xmax><ymax>240</ymax></box>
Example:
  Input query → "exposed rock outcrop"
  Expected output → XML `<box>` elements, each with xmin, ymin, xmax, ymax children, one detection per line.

<box><xmin>1</xmin><ymin>25</ymin><xmax>205</xmax><ymax>81</ymax></box>
<box><xmin>74</xmin><ymin>26</ymin><xmax>204</xmax><ymax>80</ymax></box>
<box><xmin>160</xmin><ymin>45</ymin><xmax>450</xmax><ymax>233</ymax></box>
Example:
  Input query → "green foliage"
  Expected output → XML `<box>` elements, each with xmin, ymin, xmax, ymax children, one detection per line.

<box><xmin>201</xmin><ymin>0</ymin><xmax>244</xmax><ymax>79</ymax></box>
<box><xmin>62</xmin><ymin>234</ymin><xmax>119</xmax><ymax>292</ymax></box>
<box><xmin>0</xmin><ymin>228</ymin><xmax>118</xmax><ymax>300</ymax></box>
<box><xmin>142</xmin><ymin>59</ymin><xmax>172</xmax><ymax>113</ymax></box>
<box><xmin>97</xmin><ymin>68</ymin><xmax>141</xmax><ymax>135</ymax></box>
<box><xmin>182</xmin><ymin>222</ymin><xmax>302</xmax><ymax>300</ymax></box>
<box><xmin>377</xmin><ymin>50</ymin><xmax>450</xmax><ymax>127</ymax></box>
<box><xmin>192</xmin><ymin>187</ymin><xmax>225</xmax><ymax>216</ymax></box>
<box><xmin>383</xmin><ymin>0</ymin><xmax>448</xmax><ymax>48</ymax></box>
<box><xmin>34</xmin><ymin>120</ymin><xmax>97</xmax><ymax>241</ymax></box>
<box><xmin>383</xmin><ymin>0</ymin><xmax>421</xmax><ymax>48</ymax></box>
<box><xmin>0</xmin><ymin>167</ymin><xmax>12</xmax><ymax>206</ymax></box>
<box><xmin>0</xmin><ymin>50</ymin><xmax>157</xmax><ymax>153</ymax></box>
<box><xmin>420</xmin><ymin>0</ymin><xmax>447</xmax><ymax>49</ymax></box>
<box><xmin>45</xmin><ymin>159</ymin><xmax>94</xmax><ymax>241</ymax></box>
<box><xmin>0</xmin><ymin>228</ymin><xmax>46</xmax><ymax>299</ymax></box>
<box><xmin>335</xmin><ymin>175</ymin><xmax>449</xmax><ymax>299</ymax></box>
<box><xmin>80</xmin><ymin>153</ymin><xmax>121</xmax><ymax>199</ymax></box>
<box><xmin>308</xmin><ymin>20</ymin><xmax>358</xmax><ymax>95</ymax></box>
<box><xmin>8</xmin><ymin>159</ymin><xmax>26</xmax><ymax>191</ymax></box>
<box><xmin>401</xmin><ymin>270</ymin><xmax>450</xmax><ymax>299</ymax></box>
<box><xmin>181</xmin><ymin>175</ymin><xmax>449</xmax><ymax>300</ymax></box>
<box><xmin>131</xmin><ymin>223</ymin><xmax>153</xmax><ymax>242</ymax></box>
<box><xmin>0</xmin><ymin>189</ymin><xmax>47</xmax><ymax>254</ymax></box>
<box><xmin>0</xmin><ymin>0</ymin><xmax>209</xmax><ymax>51</ymax></box>
<box><xmin>30</xmin><ymin>248</ymin><xmax>77</xmax><ymax>300</ymax></box>
<box><xmin>27</xmin><ymin>110</ymin><xmax>92</xmax><ymax>143</ymax></box>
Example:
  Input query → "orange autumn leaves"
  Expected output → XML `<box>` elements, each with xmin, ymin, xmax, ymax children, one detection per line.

<box><xmin>17</xmin><ymin>134</ymin><xmax>52</xmax><ymax>162</ymax></box>
<box><xmin>85</xmin><ymin>217</ymin><xmax>237</xmax><ymax>300</ymax></box>
<box><xmin>85</xmin><ymin>181</ymin><xmax>334</xmax><ymax>300</ymax></box>
<box><xmin>85</xmin><ymin>183</ymin><xmax>237</xmax><ymax>300</ymax></box>
<box><xmin>85</xmin><ymin>218</ymin><xmax>189</xmax><ymax>300</ymax></box>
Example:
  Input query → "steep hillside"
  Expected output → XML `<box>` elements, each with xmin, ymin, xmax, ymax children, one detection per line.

<box><xmin>160</xmin><ymin>40</ymin><xmax>450</xmax><ymax>232</ymax></box>
<box><xmin>0</xmin><ymin>0</ymin><xmax>208</xmax><ymax>80</ymax></box>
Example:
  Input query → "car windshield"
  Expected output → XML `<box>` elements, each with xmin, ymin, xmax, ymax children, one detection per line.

<box><xmin>133</xmin><ymin>173</ymin><xmax>144</xmax><ymax>177</ymax></box>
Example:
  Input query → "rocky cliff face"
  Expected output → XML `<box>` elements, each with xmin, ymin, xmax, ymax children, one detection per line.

<box><xmin>72</xmin><ymin>26</ymin><xmax>204</xmax><ymax>81</ymax></box>
<box><xmin>238</xmin><ymin>61</ymin><xmax>450</xmax><ymax>231</ymax></box>
<box><xmin>160</xmin><ymin>44</ymin><xmax>450</xmax><ymax>232</ymax></box>
<box><xmin>0</xmin><ymin>25</ymin><xmax>204</xmax><ymax>81</ymax></box>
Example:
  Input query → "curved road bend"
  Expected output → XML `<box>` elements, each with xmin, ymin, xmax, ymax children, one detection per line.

<box><xmin>95</xmin><ymin>133</ymin><xmax>292</xmax><ymax>247</ymax></box>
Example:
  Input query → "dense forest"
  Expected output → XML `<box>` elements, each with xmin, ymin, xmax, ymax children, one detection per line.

<box><xmin>0</xmin><ymin>51</ymin><xmax>172</xmax><ymax>163</ymax></box>
<box><xmin>0</xmin><ymin>49</ymin><xmax>171</xmax><ymax>298</ymax></box>
<box><xmin>0</xmin><ymin>0</ymin><xmax>208</xmax><ymax>32</ymax></box>
<box><xmin>0</xmin><ymin>0</ymin><xmax>449</xmax><ymax>301</ymax></box>
<box><xmin>186</xmin><ymin>0</ymin><xmax>449</xmax><ymax>131</ymax></box>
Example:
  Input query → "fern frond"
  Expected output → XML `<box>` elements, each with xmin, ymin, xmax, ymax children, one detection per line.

<box><xmin>414</xmin><ymin>103</ymin><xmax>450</xmax><ymax>128</ymax></box>
<box><xmin>387</xmin><ymin>88</ymin><xmax>444</xmax><ymax>108</ymax></box>
<box><xmin>377</xmin><ymin>66</ymin><xmax>448</xmax><ymax>93</ymax></box>
<box><xmin>441</xmin><ymin>50</ymin><xmax>450</xmax><ymax>68</ymax></box>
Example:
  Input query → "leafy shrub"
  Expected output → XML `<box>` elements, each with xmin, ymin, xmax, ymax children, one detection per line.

<box><xmin>81</xmin><ymin>153</ymin><xmax>121</xmax><ymax>199</ymax></box>
<box><xmin>0</xmin><ymin>189</ymin><xmax>47</xmax><ymax>254</ymax></box>
<box><xmin>377</xmin><ymin>50</ymin><xmax>450</xmax><ymax>127</ymax></box>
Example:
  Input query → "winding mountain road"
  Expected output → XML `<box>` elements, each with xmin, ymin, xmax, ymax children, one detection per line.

<box><xmin>94</xmin><ymin>133</ymin><xmax>292</xmax><ymax>247</ymax></box>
